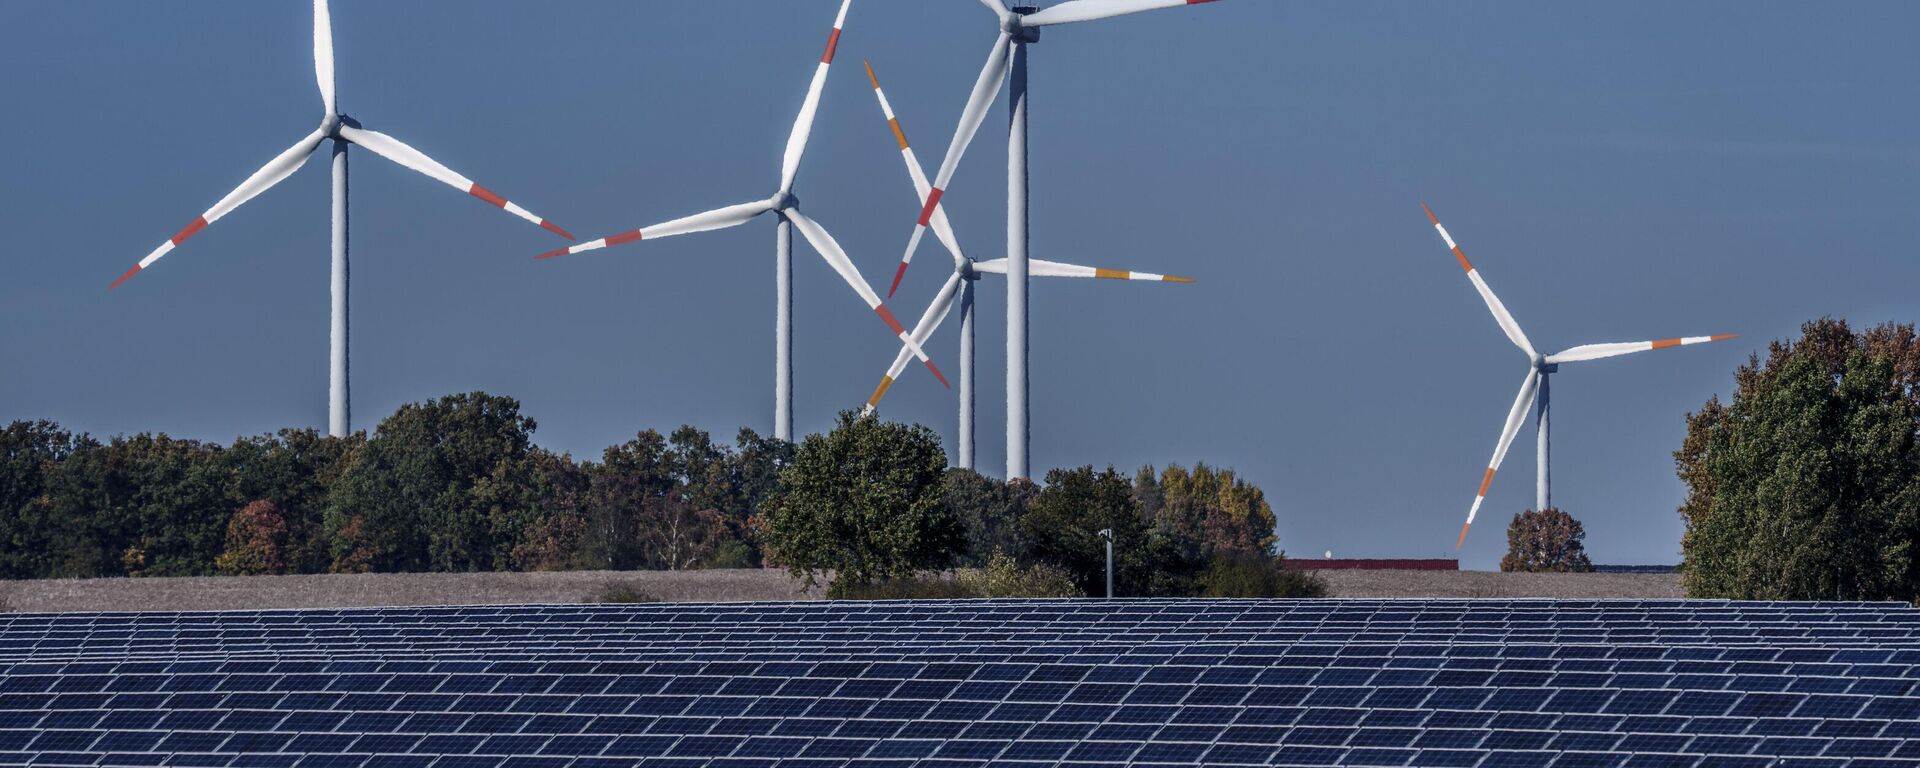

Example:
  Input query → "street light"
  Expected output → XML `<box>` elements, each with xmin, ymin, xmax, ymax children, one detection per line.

<box><xmin>1098</xmin><ymin>528</ymin><xmax>1114</xmax><ymax>599</ymax></box>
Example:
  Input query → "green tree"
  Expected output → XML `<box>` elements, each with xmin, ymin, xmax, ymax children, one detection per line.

<box><xmin>1676</xmin><ymin>319</ymin><xmax>1920</xmax><ymax>600</ymax></box>
<box><xmin>0</xmin><ymin>421</ymin><xmax>94</xmax><ymax>578</ymax></box>
<box><xmin>583</xmin><ymin>430</ymin><xmax>673</xmax><ymax>569</ymax></box>
<box><xmin>105</xmin><ymin>434</ymin><xmax>231</xmax><ymax>577</ymax></box>
<box><xmin>1500</xmin><ymin>507</ymin><xmax>1595</xmax><ymax>573</ymax></box>
<box><xmin>1022</xmin><ymin>465</ymin><xmax>1204</xmax><ymax>597</ymax></box>
<box><xmin>941</xmin><ymin>469</ymin><xmax>1038</xmax><ymax>567</ymax></box>
<box><xmin>761</xmin><ymin>411</ymin><xmax>959</xmax><ymax>593</ymax></box>
<box><xmin>509</xmin><ymin>449</ymin><xmax>591</xmax><ymax>571</ymax></box>
<box><xmin>324</xmin><ymin>392</ymin><xmax>542</xmax><ymax>572</ymax></box>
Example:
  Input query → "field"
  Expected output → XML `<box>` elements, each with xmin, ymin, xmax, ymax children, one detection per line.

<box><xmin>0</xmin><ymin>568</ymin><xmax>1683</xmax><ymax>612</ymax></box>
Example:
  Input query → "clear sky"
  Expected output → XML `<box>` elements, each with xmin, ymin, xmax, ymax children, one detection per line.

<box><xmin>2</xmin><ymin>2</ymin><xmax>1916</xmax><ymax>569</ymax></box>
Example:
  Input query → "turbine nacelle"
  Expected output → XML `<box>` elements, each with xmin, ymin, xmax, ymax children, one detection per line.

<box><xmin>1002</xmin><ymin>8</ymin><xmax>1042</xmax><ymax>42</ymax></box>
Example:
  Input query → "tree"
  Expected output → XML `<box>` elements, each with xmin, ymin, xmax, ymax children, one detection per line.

<box><xmin>1500</xmin><ymin>507</ymin><xmax>1595</xmax><ymax>573</ymax></box>
<box><xmin>1022</xmin><ymin>465</ymin><xmax>1204</xmax><ymax>597</ymax></box>
<box><xmin>509</xmin><ymin>450</ymin><xmax>591</xmax><ymax>571</ymax></box>
<box><xmin>324</xmin><ymin>392</ymin><xmax>541</xmax><ymax>572</ymax></box>
<box><xmin>215</xmin><ymin>500</ymin><xmax>290</xmax><ymax>575</ymax></box>
<box><xmin>0</xmin><ymin>421</ymin><xmax>93</xmax><ymax>578</ymax></box>
<box><xmin>1676</xmin><ymin>319</ymin><xmax>1920</xmax><ymax>600</ymax></box>
<box><xmin>1157</xmin><ymin>463</ymin><xmax>1280</xmax><ymax>559</ymax></box>
<box><xmin>941</xmin><ymin>469</ymin><xmax>1037</xmax><ymax>567</ymax></box>
<box><xmin>106</xmin><ymin>434</ymin><xmax>232</xmax><ymax>577</ymax></box>
<box><xmin>760</xmin><ymin>411</ymin><xmax>959</xmax><ymax>593</ymax></box>
<box><xmin>583</xmin><ymin>430</ymin><xmax>674</xmax><ymax>570</ymax></box>
<box><xmin>223</xmin><ymin>429</ymin><xmax>361</xmax><ymax>574</ymax></box>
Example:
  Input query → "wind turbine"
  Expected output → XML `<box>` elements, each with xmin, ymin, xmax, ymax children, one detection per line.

<box><xmin>860</xmin><ymin>61</ymin><xmax>1190</xmax><ymax>469</ymax></box>
<box><xmin>1422</xmin><ymin>203</ymin><xmax>1735</xmax><ymax>549</ymax></box>
<box><xmin>536</xmin><ymin>0</ymin><xmax>943</xmax><ymax>443</ymax></box>
<box><xmin>110</xmin><ymin>0</ymin><xmax>574</xmax><ymax>438</ymax></box>
<box><xmin>888</xmin><ymin>0</ymin><xmax>1221</xmax><ymax>479</ymax></box>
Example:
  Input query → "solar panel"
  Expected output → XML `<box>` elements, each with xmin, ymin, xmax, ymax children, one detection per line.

<box><xmin>0</xmin><ymin>599</ymin><xmax>1917</xmax><ymax>767</ymax></box>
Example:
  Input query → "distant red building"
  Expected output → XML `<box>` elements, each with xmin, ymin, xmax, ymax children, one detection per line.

<box><xmin>1285</xmin><ymin>558</ymin><xmax>1459</xmax><ymax>571</ymax></box>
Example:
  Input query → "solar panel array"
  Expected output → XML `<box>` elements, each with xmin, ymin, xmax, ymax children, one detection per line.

<box><xmin>1</xmin><ymin>599</ymin><xmax>1918</xmax><ymax>768</ymax></box>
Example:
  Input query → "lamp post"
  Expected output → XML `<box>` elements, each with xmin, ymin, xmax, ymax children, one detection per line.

<box><xmin>1098</xmin><ymin>528</ymin><xmax>1114</xmax><ymax>599</ymax></box>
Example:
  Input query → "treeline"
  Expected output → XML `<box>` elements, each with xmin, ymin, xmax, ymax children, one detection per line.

<box><xmin>761</xmin><ymin>412</ymin><xmax>1320</xmax><ymax>598</ymax></box>
<box><xmin>0</xmin><ymin>394</ymin><xmax>1309</xmax><ymax>599</ymax></box>
<box><xmin>0</xmin><ymin>393</ymin><xmax>786</xmax><ymax>579</ymax></box>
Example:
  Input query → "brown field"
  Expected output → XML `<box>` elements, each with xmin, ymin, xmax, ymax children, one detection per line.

<box><xmin>1313</xmin><ymin>570</ymin><xmax>1684</xmax><ymax>599</ymax></box>
<box><xmin>0</xmin><ymin>569</ymin><xmax>1685</xmax><ymax>613</ymax></box>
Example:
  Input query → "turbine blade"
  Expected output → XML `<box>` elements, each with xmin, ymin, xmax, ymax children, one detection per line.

<box><xmin>337</xmin><ymin>124</ymin><xmax>572</xmax><ymax>239</ymax></box>
<box><xmin>779</xmin><ymin>0</ymin><xmax>853</xmax><ymax>196</ymax></box>
<box><xmin>1422</xmin><ymin>202</ymin><xmax>1535</xmax><ymax>358</ymax></box>
<box><xmin>1024</xmin><ymin>258</ymin><xmax>1194</xmax><ymax>282</ymax></box>
<box><xmin>1459</xmin><ymin>368</ymin><xmax>1540</xmax><ymax>549</ymax></box>
<box><xmin>537</xmin><ymin>200</ymin><xmax>774</xmax><ymax>260</ymax></box>
<box><xmin>787</xmin><ymin>207</ymin><xmax>949</xmax><ymax>388</ymax></box>
<box><xmin>111</xmin><ymin>129</ymin><xmax>327</xmax><ymax>288</ymax></box>
<box><xmin>1546</xmin><ymin>335</ymin><xmax>1738</xmax><ymax>365</ymax></box>
<box><xmin>979</xmin><ymin>0</ymin><xmax>1010</xmax><ymax>15</ymax></box>
<box><xmin>866</xmin><ymin>270</ymin><xmax>966</xmax><ymax>413</ymax></box>
<box><xmin>313</xmin><ymin>0</ymin><xmax>336</xmax><ymax>116</ymax></box>
<box><xmin>1022</xmin><ymin>0</ymin><xmax>1219</xmax><ymax>27</ymax></box>
<box><xmin>865</xmin><ymin>60</ymin><xmax>968</xmax><ymax>297</ymax></box>
<box><xmin>902</xmin><ymin>32</ymin><xmax>1011</xmax><ymax>284</ymax></box>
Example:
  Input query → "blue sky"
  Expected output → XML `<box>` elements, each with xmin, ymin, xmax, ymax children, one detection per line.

<box><xmin>2</xmin><ymin>2</ymin><xmax>1916</xmax><ymax>568</ymax></box>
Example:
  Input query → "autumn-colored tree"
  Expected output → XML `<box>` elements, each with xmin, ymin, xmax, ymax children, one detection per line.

<box><xmin>1501</xmin><ymin>507</ymin><xmax>1594</xmax><ymax>573</ymax></box>
<box><xmin>215</xmin><ymin>500</ymin><xmax>290</xmax><ymax>575</ymax></box>
<box><xmin>1676</xmin><ymin>319</ymin><xmax>1920</xmax><ymax>600</ymax></box>
<box><xmin>1145</xmin><ymin>463</ymin><xmax>1279</xmax><ymax>559</ymax></box>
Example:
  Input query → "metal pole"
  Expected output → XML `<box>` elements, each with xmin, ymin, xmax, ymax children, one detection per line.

<box><xmin>1536</xmin><ymin>370</ymin><xmax>1551</xmax><ymax>511</ymax></box>
<box><xmin>1100</xmin><ymin>528</ymin><xmax>1114</xmax><ymax>599</ymax></box>
<box><xmin>775</xmin><ymin>216</ymin><xmax>793</xmax><ymax>443</ymax></box>
<box><xmin>958</xmin><ymin>275</ymin><xmax>975</xmax><ymax>470</ymax></box>
<box><xmin>328</xmin><ymin>139</ymin><xmax>349</xmax><ymax>438</ymax></box>
<box><xmin>1006</xmin><ymin>31</ymin><xmax>1031</xmax><ymax>481</ymax></box>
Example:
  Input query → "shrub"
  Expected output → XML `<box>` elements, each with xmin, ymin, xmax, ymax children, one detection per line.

<box><xmin>1198</xmin><ymin>553</ymin><xmax>1327</xmax><ymax>598</ymax></box>
<box><xmin>957</xmin><ymin>552</ymin><xmax>1084</xmax><ymax>598</ymax></box>
<box><xmin>584</xmin><ymin>581</ymin><xmax>660</xmax><ymax>604</ymax></box>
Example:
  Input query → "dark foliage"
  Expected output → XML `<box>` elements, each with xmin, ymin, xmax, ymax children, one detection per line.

<box><xmin>1676</xmin><ymin>319</ymin><xmax>1920</xmax><ymax>600</ymax></box>
<box><xmin>1500</xmin><ymin>507</ymin><xmax>1595</xmax><ymax>573</ymax></box>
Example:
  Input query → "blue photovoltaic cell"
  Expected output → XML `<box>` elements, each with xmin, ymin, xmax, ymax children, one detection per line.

<box><xmin>0</xmin><ymin>599</ymin><xmax>1916</xmax><ymax>767</ymax></box>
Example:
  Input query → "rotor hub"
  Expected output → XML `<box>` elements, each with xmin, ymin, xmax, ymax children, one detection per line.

<box><xmin>771</xmin><ymin>191</ymin><xmax>798</xmax><ymax>212</ymax></box>
<box><xmin>325</xmin><ymin>113</ymin><xmax>358</xmax><ymax>139</ymax></box>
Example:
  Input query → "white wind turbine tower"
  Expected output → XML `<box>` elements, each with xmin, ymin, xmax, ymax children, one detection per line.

<box><xmin>537</xmin><ymin>0</ymin><xmax>943</xmax><ymax>442</ymax></box>
<box><xmin>860</xmin><ymin>61</ymin><xmax>1191</xmax><ymax>469</ymax></box>
<box><xmin>111</xmin><ymin>0</ymin><xmax>574</xmax><ymax>438</ymax></box>
<box><xmin>1423</xmin><ymin>203</ymin><xmax>1736</xmax><ymax>549</ymax></box>
<box><xmin>889</xmin><ymin>0</ymin><xmax>1222</xmax><ymax>479</ymax></box>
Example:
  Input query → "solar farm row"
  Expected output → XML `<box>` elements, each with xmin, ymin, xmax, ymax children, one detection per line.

<box><xmin>0</xmin><ymin>600</ymin><xmax>1915</xmax><ymax>767</ymax></box>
